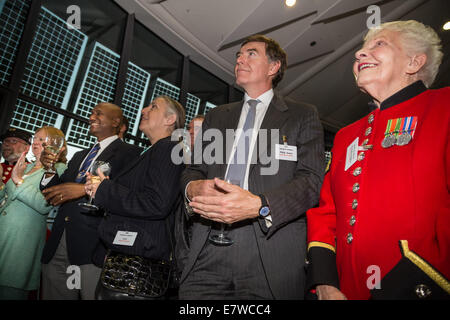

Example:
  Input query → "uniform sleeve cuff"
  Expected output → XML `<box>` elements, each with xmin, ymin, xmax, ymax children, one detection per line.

<box><xmin>306</xmin><ymin>245</ymin><xmax>339</xmax><ymax>291</ymax></box>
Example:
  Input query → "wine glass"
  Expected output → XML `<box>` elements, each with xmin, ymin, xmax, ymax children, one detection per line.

<box><xmin>44</xmin><ymin>135</ymin><xmax>64</xmax><ymax>174</ymax></box>
<box><xmin>208</xmin><ymin>178</ymin><xmax>238</xmax><ymax>246</ymax></box>
<box><xmin>78</xmin><ymin>161</ymin><xmax>112</xmax><ymax>211</ymax></box>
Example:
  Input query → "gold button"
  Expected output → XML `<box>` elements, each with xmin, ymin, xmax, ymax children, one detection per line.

<box><xmin>358</xmin><ymin>152</ymin><xmax>365</xmax><ymax>161</ymax></box>
<box><xmin>65</xmin><ymin>216</ymin><xmax>70</xmax><ymax>222</ymax></box>
<box><xmin>352</xmin><ymin>199</ymin><xmax>358</xmax><ymax>210</ymax></box>
<box><xmin>352</xmin><ymin>183</ymin><xmax>360</xmax><ymax>193</ymax></box>
<box><xmin>349</xmin><ymin>215</ymin><xmax>356</xmax><ymax>226</ymax></box>
<box><xmin>365</xmin><ymin>127</ymin><xmax>372</xmax><ymax>136</ymax></box>
<box><xmin>353</xmin><ymin>167</ymin><xmax>362</xmax><ymax>176</ymax></box>
<box><xmin>368</xmin><ymin>114</ymin><xmax>374</xmax><ymax>124</ymax></box>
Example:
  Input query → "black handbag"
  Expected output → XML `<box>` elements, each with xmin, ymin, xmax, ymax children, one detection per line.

<box><xmin>96</xmin><ymin>251</ymin><xmax>173</xmax><ymax>300</ymax></box>
<box><xmin>96</xmin><ymin>208</ymin><xmax>180</xmax><ymax>300</ymax></box>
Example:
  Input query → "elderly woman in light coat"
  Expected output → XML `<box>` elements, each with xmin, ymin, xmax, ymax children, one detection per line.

<box><xmin>0</xmin><ymin>126</ymin><xmax>67</xmax><ymax>300</ymax></box>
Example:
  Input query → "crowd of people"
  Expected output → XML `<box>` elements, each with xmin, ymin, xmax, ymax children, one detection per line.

<box><xmin>0</xmin><ymin>19</ymin><xmax>448</xmax><ymax>300</ymax></box>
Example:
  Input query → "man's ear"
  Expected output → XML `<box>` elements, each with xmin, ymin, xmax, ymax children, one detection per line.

<box><xmin>268</xmin><ymin>60</ymin><xmax>281</xmax><ymax>77</ymax></box>
<box><xmin>406</xmin><ymin>53</ymin><xmax>427</xmax><ymax>75</ymax></box>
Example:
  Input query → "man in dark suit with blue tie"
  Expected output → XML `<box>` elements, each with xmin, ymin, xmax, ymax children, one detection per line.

<box><xmin>179</xmin><ymin>35</ymin><xmax>325</xmax><ymax>299</ymax></box>
<box><xmin>39</xmin><ymin>102</ymin><xmax>141</xmax><ymax>300</ymax></box>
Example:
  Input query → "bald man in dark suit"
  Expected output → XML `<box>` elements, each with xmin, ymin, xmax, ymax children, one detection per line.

<box><xmin>40</xmin><ymin>103</ymin><xmax>141</xmax><ymax>300</ymax></box>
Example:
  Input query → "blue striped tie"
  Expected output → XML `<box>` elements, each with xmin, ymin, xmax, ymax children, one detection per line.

<box><xmin>225</xmin><ymin>99</ymin><xmax>259</xmax><ymax>187</ymax></box>
<box><xmin>75</xmin><ymin>143</ymin><xmax>100</xmax><ymax>182</ymax></box>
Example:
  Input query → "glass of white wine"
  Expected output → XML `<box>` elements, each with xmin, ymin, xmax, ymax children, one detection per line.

<box><xmin>44</xmin><ymin>135</ymin><xmax>64</xmax><ymax>174</ymax></box>
<box><xmin>208</xmin><ymin>178</ymin><xmax>237</xmax><ymax>246</ymax></box>
<box><xmin>78</xmin><ymin>161</ymin><xmax>112</xmax><ymax>211</ymax></box>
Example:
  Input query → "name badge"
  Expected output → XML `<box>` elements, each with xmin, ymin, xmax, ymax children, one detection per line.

<box><xmin>275</xmin><ymin>144</ymin><xmax>297</xmax><ymax>162</ymax></box>
<box><xmin>345</xmin><ymin>137</ymin><xmax>359</xmax><ymax>171</ymax></box>
<box><xmin>113</xmin><ymin>231</ymin><xmax>137</xmax><ymax>246</ymax></box>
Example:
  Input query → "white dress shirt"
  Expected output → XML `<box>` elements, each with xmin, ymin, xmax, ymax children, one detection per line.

<box><xmin>78</xmin><ymin>135</ymin><xmax>119</xmax><ymax>172</ymax></box>
<box><xmin>225</xmin><ymin>89</ymin><xmax>273</xmax><ymax>190</ymax></box>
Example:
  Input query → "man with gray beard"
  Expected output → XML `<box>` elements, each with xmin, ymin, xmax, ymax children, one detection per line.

<box><xmin>0</xmin><ymin>128</ymin><xmax>32</xmax><ymax>184</ymax></box>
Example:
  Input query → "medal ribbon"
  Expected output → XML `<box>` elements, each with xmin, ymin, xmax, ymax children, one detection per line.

<box><xmin>409</xmin><ymin>116</ymin><xmax>418</xmax><ymax>138</ymax></box>
<box><xmin>400</xmin><ymin>116</ymin><xmax>418</xmax><ymax>137</ymax></box>
<box><xmin>384</xmin><ymin>119</ymin><xmax>393</xmax><ymax>137</ymax></box>
<box><xmin>393</xmin><ymin>118</ymin><xmax>402</xmax><ymax>137</ymax></box>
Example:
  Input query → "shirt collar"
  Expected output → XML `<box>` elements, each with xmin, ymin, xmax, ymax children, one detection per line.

<box><xmin>97</xmin><ymin>135</ymin><xmax>118</xmax><ymax>150</ymax></box>
<box><xmin>244</xmin><ymin>88</ymin><xmax>274</xmax><ymax>108</ymax></box>
<box><xmin>370</xmin><ymin>81</ymin><xmax>427</xmax><ymax>111</ymax></box>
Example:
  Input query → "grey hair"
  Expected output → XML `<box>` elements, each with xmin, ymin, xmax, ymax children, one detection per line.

<box><xmin>157</xmin><ymin>95</ymin><xmax>186</xmax><ymax>132</ymax></box>
<box><xmin>364</xmin><ymin>20</ymin><xmax>443</xmax><ymax>87</ymax></box>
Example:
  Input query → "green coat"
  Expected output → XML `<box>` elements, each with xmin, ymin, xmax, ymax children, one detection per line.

<box><xmin>0</xmin><ymin>162</ymin><xmax>66</xmax><ymax>290</ymax></box>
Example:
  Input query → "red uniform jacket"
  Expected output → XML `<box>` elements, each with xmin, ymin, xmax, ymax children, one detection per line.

<box><xmin>306</xmin><ymin>82</ymin><xmax>450</xmax><ymax>299</ymax></box>
<box><xmin>1</xmin><ymin>163</ymin><xmax>14</xmax><ymax>184</ymax></box>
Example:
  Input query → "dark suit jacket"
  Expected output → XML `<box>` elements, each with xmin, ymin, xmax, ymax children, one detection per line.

<box><xmin>92</xmin><ymin>137</ymin><xmax>185</xmax><ymax>266</ymax></box>
<box><xmin>180</xmin><ymin>92</ymin><xmax>325</xmax><ymax>299</ymax></box>
<box><xmin>41</xmin><ymin>138</ymin><xmax>141</xmax><ymax>265</ymax></box>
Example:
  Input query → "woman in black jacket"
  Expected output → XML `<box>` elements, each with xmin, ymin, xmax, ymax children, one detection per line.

<box><xmin>86</xmin><ymin>95</ymin><xmax>185</xmax><ymax>299</ymax></box>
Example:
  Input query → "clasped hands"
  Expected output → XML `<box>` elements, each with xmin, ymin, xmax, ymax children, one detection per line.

<box><xmin>187</xmin><ymin>178</ymin><xmax>261</xmax><ymax>224</ymax></box>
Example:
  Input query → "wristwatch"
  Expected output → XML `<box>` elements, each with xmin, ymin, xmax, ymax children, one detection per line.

<box><xmin>258</xmin><ymin>194</ymin><xmax>271</xmax><ymax>218</ymax></box>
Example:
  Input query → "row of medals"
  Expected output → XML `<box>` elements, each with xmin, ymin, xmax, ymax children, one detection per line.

<box><xmin>381</xmin><ymin>131</ymin><xmax>412</xmax><ymax>148</ymax></box>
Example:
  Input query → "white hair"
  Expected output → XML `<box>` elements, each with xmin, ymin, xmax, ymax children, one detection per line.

<box><xmin>364</xmin><ymin>20</ymin><xmax>443</xmax><ymax>87</ymax></box>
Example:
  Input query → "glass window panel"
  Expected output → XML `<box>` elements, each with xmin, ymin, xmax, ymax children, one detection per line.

<box><xmin>20</xmin><ymin>7</ymin><xmax>87</xmax><ymax>109</ymax></box>
<box><xmin>204</xmin><ymin>101</ymin><xmax>217</xmax><ymax>115</ymax></box>
<box><xmin>66</xmin><ymin>42</ymin><xmax>119</xmax><ymax>149</ymax></box>
<box><xmin>0</xmin><ymin>0</ymin><xmax>30</xmax><ymax>86</ymax></box>
<box><xmin>121</xmin><ymin>62</ymin><xmax>151</xmax><ymax>140</ymax></box>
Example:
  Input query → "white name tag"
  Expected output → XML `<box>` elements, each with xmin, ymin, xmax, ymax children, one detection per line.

<box><xmin>275</xmin><ymin>144</ymin><xmax>297</xmax><ymax>162</ymax></box>
<box><xmin>345</xmin><ymin>137</ymin><xmax>359</xmax><ymax>171</ymax></box>
<box><xmin>113</xmin><ymin>231</ymin><xmax>138</xmax><ymax>246</ymax></box>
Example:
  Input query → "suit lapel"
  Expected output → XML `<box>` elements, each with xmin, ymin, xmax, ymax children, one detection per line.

<box><xmin>96</xmin><ymin>138</ymin><xmax>122</xmax><ymax>163</ymax></box>
<box><xmin>71</xmin><ymin>149</ymin><xmax>90</xmax><ymax>177</ymax></box>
